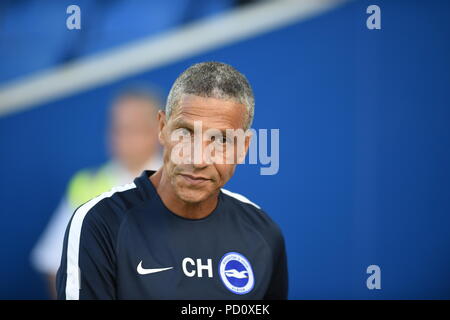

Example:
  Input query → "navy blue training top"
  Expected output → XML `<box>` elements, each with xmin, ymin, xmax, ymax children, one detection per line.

<box><xmin>56</xmin><ymin>170</ymin><xmax>288</xmax><ymax>299</ymax></box>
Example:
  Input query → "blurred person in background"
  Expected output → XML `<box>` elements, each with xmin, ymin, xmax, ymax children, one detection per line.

<box><xmin>31</xmin><ymin>85</ymin><xmax>163</xmax><ymax>298</ymax></box>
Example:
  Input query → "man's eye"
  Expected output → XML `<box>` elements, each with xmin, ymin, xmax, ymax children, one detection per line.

<box><xmin>179</xmin><ymin>128</ymin><xmax>191</xmax><ymax>136</ymax></box>
<box><xmin>212</xmin><ymin>136</ymin><xmax>229</xmax><ymax>145</ymax></box>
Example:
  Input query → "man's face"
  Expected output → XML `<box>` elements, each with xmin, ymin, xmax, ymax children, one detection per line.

<box><xmin>158</xmin><ymin>94</ymin><xmax>251</xmax><ymax>203</ymax></box>
<box><xmin>110</xmin><ymin>97</ymin><xmax>159</xmax><ymax>170</ymax></box>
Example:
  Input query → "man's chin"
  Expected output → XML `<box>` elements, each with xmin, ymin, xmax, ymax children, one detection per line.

<box><xmin>175</xmin><ymin>186</ymin><xmax>215</xmax><ymax>204</ymax></box>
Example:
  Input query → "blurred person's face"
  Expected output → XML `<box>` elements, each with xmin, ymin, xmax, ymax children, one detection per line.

<box><xmin>110</xmin><ymin>96</ymin><xmax>159</xmax><ymax>172</ymax></box>
<box><xmin>157</xmin><ymin>94</ymin><xmax>251</xmax><ymax>204</ymax></box>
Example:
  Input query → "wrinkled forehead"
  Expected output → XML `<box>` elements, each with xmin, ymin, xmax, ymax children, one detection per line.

<box><xmin>169</xmin><ymin>94</ymin><xmax>247</xmax><ymax>131</ymax></box>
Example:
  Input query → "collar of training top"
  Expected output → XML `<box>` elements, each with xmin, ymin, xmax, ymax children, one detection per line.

<box><xmin>134</xmin><ymin>170</ymin><xmax>223</xmax><ymax>222</ymax></box>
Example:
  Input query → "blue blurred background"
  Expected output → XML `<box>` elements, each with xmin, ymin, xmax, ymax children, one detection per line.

<box><xmin>0</xmin><ymin>0</ymin><xmax>449</xmax><ymax>299</ymax></box>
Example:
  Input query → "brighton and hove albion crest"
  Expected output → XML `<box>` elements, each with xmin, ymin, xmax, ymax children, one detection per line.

<box><xmin>219</xmin><ymin>252</ymin><xmax>254</xmax><ymax>294</ymax></box>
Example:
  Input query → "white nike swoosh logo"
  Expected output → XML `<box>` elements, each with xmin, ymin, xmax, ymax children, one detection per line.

<box><xmin>137</xmin><ymin>261</ymin><xmax>173</xmax><ymax>275</ymax></box>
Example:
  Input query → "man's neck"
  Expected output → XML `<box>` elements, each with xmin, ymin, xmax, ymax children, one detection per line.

<box><xmin>149</xmin><ymin>169</ymin><xmax>219</xmax><ymax>219</ymax></box>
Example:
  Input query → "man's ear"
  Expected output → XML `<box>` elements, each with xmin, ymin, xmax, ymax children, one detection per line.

<box><xmin>157</xmin><ymin>110</ymin><xmax>166</xmax><ymax>145</ymax></box>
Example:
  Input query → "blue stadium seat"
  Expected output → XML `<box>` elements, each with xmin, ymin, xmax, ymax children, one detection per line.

<box><xmin>0</xmin><ymin>0</ymin><xmax>95</xmax><ymax>84</ymax></box>
<box><xmin>0</xmin><ymin>0</ymin><xmax>233</xmax><ymax>84</ymax></box>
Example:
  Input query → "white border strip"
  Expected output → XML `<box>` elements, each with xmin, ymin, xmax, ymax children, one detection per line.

<box><xmin>0</xmin><ymin>0</ymin><xmax>346</xmax><ymax>117</ymax></box>
<box><xmin>221</xmin><ymin>188</ymin><xmax>261</xmax><ymax>209</ymax></box>
<box><xmin>65</xmin><ymin>183</ymin><xmax>136</xmax><ymax>300</ymax></box>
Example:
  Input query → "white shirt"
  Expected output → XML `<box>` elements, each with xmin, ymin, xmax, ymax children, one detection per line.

<box><xmin>30</xmin><ymin>155</ymin><xmax>162</xmax><ymax>274</ymax></box>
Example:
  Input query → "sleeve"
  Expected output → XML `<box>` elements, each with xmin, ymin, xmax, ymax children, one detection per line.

<box><xmin>31</xmin><ymin>197</ymin><xmax>75</xmax><ymax>274</ymax></box>
<box><xmin>56</xmin><ymin>202</ymin><xmax>118</xmax><ymax>300</ymax></box>
<box><xmin>264</xmin><ymin>229</ymin><xmax>289</xmax><ymax>300</ymax></box>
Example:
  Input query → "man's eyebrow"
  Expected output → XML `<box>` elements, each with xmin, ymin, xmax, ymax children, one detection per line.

<box><xmin>206</xmin><ymin>128</ymin><xmax>233</xmax><ymax>138</ymax></box>
<box><xmin>172</xmin><ymin>118</ymin><xmax>235</xmax><ymax>137</ymax></box>
<box><xmin>172</xmin><ymin>118</ymin><xmax>194</xmax><ymax>129</ymax></box>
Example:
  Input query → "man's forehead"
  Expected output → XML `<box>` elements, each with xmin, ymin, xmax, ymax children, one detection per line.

<box><xmin>118</xmin><ymin>95</ymin><xmax>157</xmax><ymax>108</ymax></box>
<box><xmin>170</xmin><ymin>94</ymin><xmax>246</xmax><ymax>129</ymax></box>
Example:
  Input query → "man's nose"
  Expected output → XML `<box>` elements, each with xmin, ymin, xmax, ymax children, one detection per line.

<box><xmin>191</xmin><ymin>138</ymin><xmax>211</xmax><ymax>168</ymax></box>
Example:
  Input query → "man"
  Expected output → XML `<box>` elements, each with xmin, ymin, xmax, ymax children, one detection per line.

<box><xmin>56</xmin><ymin>62</ymin><xmax>288</xmax><ymax>299</ymax></box>
<box><xmin>32</xmin><ymin>86</ymin><xmax>162</xmax><ymax>298</ymax></box>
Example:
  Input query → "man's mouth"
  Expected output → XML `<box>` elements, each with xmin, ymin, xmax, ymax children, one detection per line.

<box><xmin>179</xmin><ymin>173</ymin><xmax>211</xmax><ymax>186</ymax></box>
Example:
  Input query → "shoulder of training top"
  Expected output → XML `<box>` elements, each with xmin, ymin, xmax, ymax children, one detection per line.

<box><xmin>220</xmin><ymin>188</ymin><xmax>284</xmax><ymax>243</ymax></box>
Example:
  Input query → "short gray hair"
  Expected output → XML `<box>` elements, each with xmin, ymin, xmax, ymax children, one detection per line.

<box><xmin>165</xmin><ymin>62</ymin><xmax>255</xmax><ymax>129</ymax></box>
